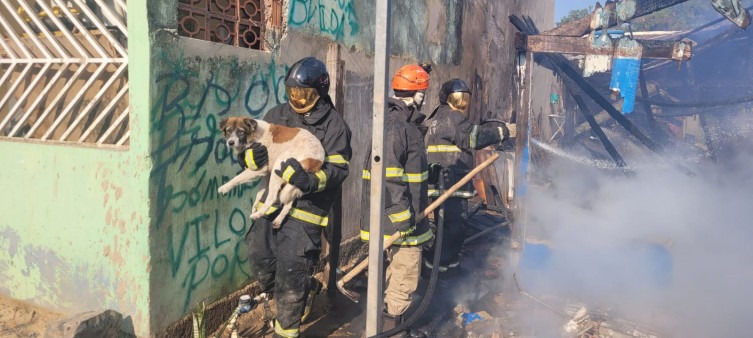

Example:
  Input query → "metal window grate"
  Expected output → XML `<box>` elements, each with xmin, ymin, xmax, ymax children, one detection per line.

<box><xmin>0</xmin><ymin>0</ymin><xmax>129</xmax><ymax>147</ymax></box>
<box><xmin>178</xmin><ymin>0</ymin><xmax>264</xmax><ymax>49</ymax></box>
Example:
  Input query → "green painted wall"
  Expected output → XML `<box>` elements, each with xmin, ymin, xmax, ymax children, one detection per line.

<box><xmin>147</xmin><ymin>37</ymin><xmax>290</xmax><ymax>332</ymax></box>
<box><xmin>144</xmin><ymin>0</ymin><xmax>373</xmax><ymax>332</ymax></box>
<box><xmin>285</xmin><ymin>0</ymin><xmax>465</xmax><ymax>64</ymax></box>
<box><xmin>0</xmin><ymin>0</ymin><xmax>153</xmax><ymax>335</ymax></box>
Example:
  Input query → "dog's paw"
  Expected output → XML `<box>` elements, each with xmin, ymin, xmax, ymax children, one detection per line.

<box><xmin>272</xmin><ymin>220</ymin><xmax>282</xmax><ymax>229</ymax></box>
<box><xmin>250</xmin><ymin>211</ymin><xmax>263</xmax><ymax>220</ymax></box>
<box><xmin>217</xmin><ymin>184</ymin><xmax>232</xmax><ymax>195</ymax></box>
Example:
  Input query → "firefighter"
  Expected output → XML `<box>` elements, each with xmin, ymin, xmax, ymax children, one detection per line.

<box><xmin>361</xmin><ymin>64</ymin><xmax>434</xmax><ymax>337</ymax></box>
<box><xmin>242</xmin><ymin>56</ymin><xmax>352</xmax><ymax>338</ymax></box>
<box><xmin>422</xmin><ymin>78</ymin><xmax>516</xmax><ymax>276</ymax></box>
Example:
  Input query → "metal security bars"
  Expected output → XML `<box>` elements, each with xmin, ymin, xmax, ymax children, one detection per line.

<box><xmin>0</xmin><ymin>0</ymin><xmax>129</xmax><ymax>147</ymax></box>
<box><xmin>178</xmin><ymin>0</ymin><xmax>264</xmax><ymax>49</ymax></box>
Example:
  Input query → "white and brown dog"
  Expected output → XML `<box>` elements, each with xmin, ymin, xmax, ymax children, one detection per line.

<box><xmin>218</xmin><ymin>116</ymin><xmax>325</xmax><ymax>228</ymax></box>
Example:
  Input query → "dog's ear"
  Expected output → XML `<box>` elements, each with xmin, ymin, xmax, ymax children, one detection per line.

<box><xmin>219</xmin><ymin>118</ymin><xmax>228</xmax><ymax>132</ymax></box>
<box><xmin>243</xmin><ymin>118</ymin><xmax>257</xmax><ymax>132</ymax></box>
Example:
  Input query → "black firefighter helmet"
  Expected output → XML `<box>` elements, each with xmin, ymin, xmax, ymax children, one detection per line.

<box><xmin>285</xmin><ymin>57</ymin><xmax>330</xmax><ymax>113</ymax></box>
<box><xmin>439</xmin><ymin>78</ymin><xmax>471</xmax><ymax>112</ymax></box>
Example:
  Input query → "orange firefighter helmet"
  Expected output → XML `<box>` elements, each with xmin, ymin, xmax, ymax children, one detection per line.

<box><xmin>392</xmin><ymin>64</ymin><xmax>430</xmax><ymax>91</ymax></box>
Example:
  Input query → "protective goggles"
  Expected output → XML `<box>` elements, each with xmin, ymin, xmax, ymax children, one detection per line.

<box><xmin>447</xmin><ymin>92</ymin><xmax>471</xmax><ymax>112</ymax></box>
<box><xmin>286</xmin><ymin>86</ymin><xmax>320</xmax><ymax>113</ymax></box>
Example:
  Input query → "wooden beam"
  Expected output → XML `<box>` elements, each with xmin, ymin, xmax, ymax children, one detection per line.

<box><xmin>511</xmin><ymin>50</ymin><xmax>532</xmax><ymax>262</ymax></box>
<box><xmin>519</xmin><ymin>34</ymin><xmax>692</xmax><ymax>60</ymax></box>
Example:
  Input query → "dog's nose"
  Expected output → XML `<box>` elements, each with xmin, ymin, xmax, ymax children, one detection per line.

<box><xmin>228</xmin><ymin>140</ymin><xmax>235</xmax><ymax>146</ymax></box>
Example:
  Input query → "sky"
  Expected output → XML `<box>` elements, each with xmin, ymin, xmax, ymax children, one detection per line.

<box><xmin>556</xmin><ymin>0</ymin><xmax>595</xmax><ymax>22</ymax></box>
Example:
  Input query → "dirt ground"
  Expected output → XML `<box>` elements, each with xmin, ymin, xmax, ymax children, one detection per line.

<box><xmin>0</xmin><ymin>296</ymin><xmax>63</xmax><ymax>338</ymax></box>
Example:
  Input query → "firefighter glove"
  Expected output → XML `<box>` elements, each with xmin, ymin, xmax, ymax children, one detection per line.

<box><xmin>240</xmin><ymin>142</ymin><xmax>268</xmax><ymax>170</ymax></box>
<box><xmin>275</xmin><ymin>158</ymin><xmax>318</xmax><ymax>194</ymax></box>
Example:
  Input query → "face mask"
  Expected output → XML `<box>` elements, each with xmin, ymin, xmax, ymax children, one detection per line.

<box><xmin>286</xmin><ymin>86</ymin><xmax>320</xmax><ymax>114</ymax></box>
<box><xmin>447</xmin><ymin>92</ymin><xmax>470</xmax><ymax>112</ymax></box>
<box><xmin>413</xmin><ymin>91</ymin><xmax>425</xmax><ymax>110</ymax></box>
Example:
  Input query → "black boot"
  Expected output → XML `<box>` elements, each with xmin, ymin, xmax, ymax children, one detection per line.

<box><xmin>382</xmin><ymin>311</ymin><xmax>407</xmax><ymax>338</ymax></box>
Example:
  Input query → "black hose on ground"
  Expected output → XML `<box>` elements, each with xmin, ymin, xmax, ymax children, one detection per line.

<box><xmin>370</xmin><ymin>168</ymin><xmax>448</xmax><ymax>338</ymax></box>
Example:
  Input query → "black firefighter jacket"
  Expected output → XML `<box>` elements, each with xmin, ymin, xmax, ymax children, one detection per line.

<box><xmin>423</xmin><ymin>104</ymin><xmax>509</xmax><ymax>199</ymax></box>
<box><xmin>254</xmin><ymin>97</ymin><xmax>352</xmax><ymax>227</ymax></box>
<box><xmin>360</xmin><ymin>98</ymin><xmax>433</xmax><ymax>246</ymax></box>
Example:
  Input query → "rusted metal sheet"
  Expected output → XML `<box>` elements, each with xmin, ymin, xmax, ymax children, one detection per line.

<box><xmin>519</xmin><ymin>34</ymin><xmax>692</xmax><ymax>61</ymax></box>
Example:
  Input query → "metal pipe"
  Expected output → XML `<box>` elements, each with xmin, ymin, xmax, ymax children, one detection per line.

<box><xmin>25</xmin><ymin>62</ymin><xmax>89</xmax><ymax>137</ymax></box>
<box><xmin>7</xmin><ymin>63</ymin><xmax>71</xmax><ymax>137</ymax></box>
<box><xmin>69</xmin><ymin>0</ymin><xmax>127</xmax><ymax>56</ymax></box>
<box><xmin>366</xmin><ymin>0</ymin><xmax>391</xmax><ymax>335</ymax></box>
<box><xmin>78</xmin><ymin>82</ymin><xmax>129</xmax><ymax>142</ymax></box>
<box><xmin>0</xmin><ymin>58</ymin><xmax>128</xmax><ymax>63</ymax></box>
<box><xmin>0</xmin><ymin>0</ymin><xmax>52</xmax><ymax>59</ymax></box>
<box><xmin>34</xmin><ymin>0</ymin><xmax>91</xmax><ymax>59</ymax></box>
<box><xmin>39</xmin><ymin>63</ymin><xmax>107</xmax><ymax>140</ymax></box>
<box><xmin>49</xmin><ymin>0</ymin><xmax>109</xmax><ymax>58</ymax></box>
<box><xmin>97</xmin><ymin>106</ymin><xmax>130</xmax><ymax>144</ymax></box>
<box><xmin>14</xmin><ymin>0</ymin><xmax>69</xmax><ymax>59</ymax></box>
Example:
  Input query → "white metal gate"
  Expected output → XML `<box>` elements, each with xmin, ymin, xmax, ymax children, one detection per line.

<box><xmin>0</xmin><ymin>0</ymin><xmax>128</xmax><ymax>147</ymax></box>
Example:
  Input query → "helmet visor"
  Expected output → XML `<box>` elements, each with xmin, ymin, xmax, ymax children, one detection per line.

<box><xmin>286</xmin><ymin>86</ymin><xmax>320</xmax><ymax>113</ymax></box>
<box><xmin>447</xmin><ymin>92</ymin><xmax>470</xmax><ymax>112</ymax></box>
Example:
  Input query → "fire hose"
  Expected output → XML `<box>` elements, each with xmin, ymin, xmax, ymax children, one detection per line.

<box><xmin>335</xmin><ymin>153</ymin><xmax>501</xmax><ymax>337</ymax></box>
<box><xmin>336</xmin><ymin>153</ymin><xmax>501</xmax><ymax>301</ymax></box>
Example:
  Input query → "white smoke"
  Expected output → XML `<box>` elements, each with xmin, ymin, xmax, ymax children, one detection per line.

<box><xmin>518</xmin><ymin>132</ymin><xmax>753</xmax><ymax>337</ymax></box>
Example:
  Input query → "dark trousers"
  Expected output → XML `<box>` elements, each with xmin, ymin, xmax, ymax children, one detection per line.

<box><xmin>424</xmin><ymin>198</ymin><xmax>468</xmax><ymax>269</ymax></box>
<box><xmin>246</xmin><ymin>216</ymin><xmax>322</xmax><ymax>337</ymax></box>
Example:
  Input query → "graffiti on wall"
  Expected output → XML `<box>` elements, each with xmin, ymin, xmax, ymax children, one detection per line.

<box><xmin>151</xmin><ymin>56</ymin><xmax>289</xmax><ymax>312</ymax></box>
<box><xmin>288</xmin><ymin>0</ymin><xmax>360</xmax><ymax>41</ymax></box>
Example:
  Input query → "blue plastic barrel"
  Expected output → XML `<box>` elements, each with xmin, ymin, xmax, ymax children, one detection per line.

<box><xmin>517</xmin><ymin>240</ymin><xmax>672</xmax><ymax>296</ymax></box>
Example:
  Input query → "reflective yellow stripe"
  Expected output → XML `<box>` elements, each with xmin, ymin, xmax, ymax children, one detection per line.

<box><xmin>360</xmin><ymin>229</ymin><xmax>434</xmax><ymax>246</ymax></box>
<box><xmin>245</xmin><ymin>150</ymin><xmax>258</xmax><ymax>170</ymax></box>
<box><xmin>274</xmin><ymin>320</ymin><xmax>299</xmax><ymax>338</ymax></box>
<box><xmin>427</xmin><ymin>145</ymin><xmax>461</xmax><ymax>153</ymax></box>
<box><xmin>253</xmin><ymin>202</ymin><xmax>329</xmax><ymax>226</ymax></box>
<box><xmin>315</xmin><ymin>170</ymin><xmax>327</xmax><ymax>192</ymax></box>
<box><xmin>402</xmin><ymin>171</ymin><xmax>428</xmax><ymax>183</ymax></box>
<box><xmin>388</xmin><ymin>209</ymin><xmax>411</xmax><ymax>223</ymax></box>
<box><xmin>325</xmin><ymin>154</ymin><xmax>349</xmax><ymax>164</ymax></box>
<box><xmin>363</xmin><ymin>169</ymin><xmax>426</xmax><ymax>183</ymax></box>
<box><xmin>428</xmin><ymin>189</ymin><xmax>477</xmax><ymax>198</ymax></box>
<box><xmin>470</xmin><ymin>125</ymin><xmax>478</xmax><ymax>148</ymax></box>
<box><xmin>281</xmin><ymin>166</ymin><xmax>295</xmax><ymax>183</ymax></box>
<box><xmin>385</xmin><ymin>167</ymin><xmax>404</xmax><ymax>178</ymax></box>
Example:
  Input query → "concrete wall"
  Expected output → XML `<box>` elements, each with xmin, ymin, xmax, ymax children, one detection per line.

<box><xmin>0</xmin><ymin>0</ymin><xmax>153</xmax><ymax>334</ymax></box>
